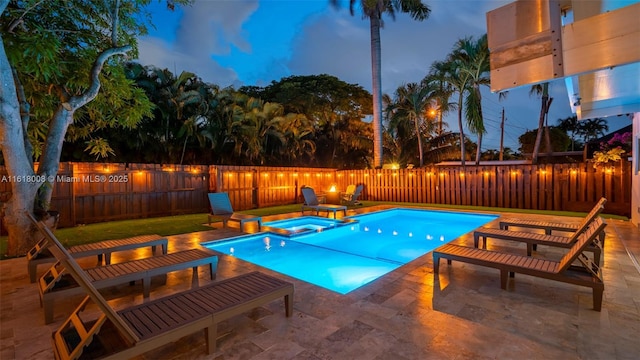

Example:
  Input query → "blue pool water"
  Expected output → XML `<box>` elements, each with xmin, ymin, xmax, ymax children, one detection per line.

<box><xmin>204</xmin><ymin>209</ymin><xmax>497</xmax><ymax>294</ymax></box>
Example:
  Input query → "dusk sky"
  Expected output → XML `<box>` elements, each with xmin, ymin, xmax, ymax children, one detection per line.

<box><xmin>136</xmin><ymin>0</ymin><xmax>632</xmax><ymax>152</ymax></box>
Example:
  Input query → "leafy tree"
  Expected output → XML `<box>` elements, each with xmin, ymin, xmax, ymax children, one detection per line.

<box><xmin>0</xmin><ymin>0</ymin><xmax>189</xmax><ymax>256</ymax></box>
<box><xmin>423</xmin><ymin>61</ymin><xmax>456</xmax><ymax>136</ymax></box>
<box><xmin>385</xmin><ymin>82</ymin><xmax>437</xmax><ymax>167</ymax></box>
<box><xmin>334</xmin><ymin>0</ymin><xmax>430</xmax><ymax>168</ymax></box>
<box><xmin>452</xmin><ymin>34</ymin><xmax>490</xmax><ymax>165</ymax></box>
<box><xmin>243</xmin><ymin>74</ymin><xmax>372</xmax><ymax>168</ymax></box>
<box><xmin>436</xmin><ymin>55</ymin><xmax>471</xmax><ymax>167</ymax></box>
<box><xmin>518</xmin><ymin>127</ymin><xmax>571</xmax><ymax>155</ymax></box>
<box><xmin>579</xmin><ymin>117</ymin><xmax>608</xmax><ymax>143</ymax></box>
<box><xmin>556</xmin><ymin>115</ymin><xmax>583</xmax><ymax>151</ymax></box>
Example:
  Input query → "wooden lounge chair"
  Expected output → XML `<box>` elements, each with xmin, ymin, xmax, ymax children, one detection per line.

<box><xmin>208</xmin><ymin>192</ymin><xmax>262</xmax><ymax>231</ymax></box>
<box><xmin>433</xmin><ymin>217</ymin><xmax>606</xmax><ymax>311</ymax></box>
<box><xmin>301</xmin><ymin>187</ymin><xmax>347</xmax><ymax>219</ymax></box>
<box><xmin>341</xmin><ymin>184</ymin><xmax>363</xmax><ymax>206</ymax></box>
<box><xmin>26</xmin><ymin>233</ymin><xmax>168</xmax><ymax>283</ymax></box>
<box><xmin>474</xmin><ymin>201</ymin><xmax>606</xmax><ymax>264</ymax></box>
<box><xmin>50</xmin><ymin>242</ymin><xmax>293</xmax><ymax>359</ymax></box>
<box><xmin>32</xmin><ymin>220</ymin><xmax>219</xmax><ymax>324</ymax></box>
<box><xmin>498</xmin><ymin>198</ymin><xmax>607</xmax><ymax>240</ymax></box>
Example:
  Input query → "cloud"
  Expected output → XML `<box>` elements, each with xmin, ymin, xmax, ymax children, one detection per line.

<box><xmin>136</xmin><ymin>0</ymin><xmax>259</xmax><ymax>86</ymax></box>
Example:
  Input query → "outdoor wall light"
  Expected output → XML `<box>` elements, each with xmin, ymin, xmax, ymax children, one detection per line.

<box><xmin>278</xmin><ymin>173</ymin><xmax>283</xmax><ymax>177</ymax></box>
<box><xmin>293</xmin><ymin>173</ymin><xmax>298</xmax><ymax>177</ymax></box>
<box><xmin>304</xmin><ymin>173</ymin><xmax>310</xmax><ymax>177</ymax></box>
<box><xmin>571</xmin><ymin>170</ymin><xmax>578</xmax><ymax>175</ymax></box>
<box><xmin>363</xmin><ymin>173</ymin><xmax>369</xmax><ymax>177</ymax></box>
<box><xmin>459</xmin><ymin>173</ymin><xmax>465</xmax><ymax>178</ymax></box>
<box><xmin>427</xmin><ymin>172</ymin><xmax>433</xmax><ymax>176</ymax></box>
<box><xmin>511</xmin><ymin>171</ymin><xmax>518</xmax><ymax>176</ymax></box>
<box><xmin>350</xmin><ymin>173</ymin><xmax>354</xmax><ymax>177</ymax></box>
<box><xmin>439</xmin><ymin>172</ymin><xmax>445</xmax><ymax>177</ymax></box>
<box><xmin>483</xmin><ymin>171</ymin><xmax>490</xmax><ymax>176</ymax></box>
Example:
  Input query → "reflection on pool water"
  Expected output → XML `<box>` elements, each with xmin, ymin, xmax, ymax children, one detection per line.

<box><xmin>204</xmin><ymin>208</ymin><xmax>497</xmax><ymax>294</ymax></box>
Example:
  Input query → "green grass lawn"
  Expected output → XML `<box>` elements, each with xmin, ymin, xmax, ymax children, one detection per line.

<box><xmin>1</xmin><ymin>201</ymin><xmax>627</xmax><ymax>259</ymax></box>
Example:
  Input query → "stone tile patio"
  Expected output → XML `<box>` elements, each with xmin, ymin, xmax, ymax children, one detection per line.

<box><xmin>1</xmin><ymin>206</ymin><xmax>639</xmax><ymax>359</ymax></box>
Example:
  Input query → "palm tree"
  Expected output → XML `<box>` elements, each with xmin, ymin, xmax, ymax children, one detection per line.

<box><xmin>557</xmin><ymin>115</ymin><xmax>581</xmax><ymax>150</ymax></box>
<box><xmin>336</xmin><ymin>0</ymin><xmax>430</xmax><ymax>168</ymax></box>
<box><xmin>385</xmin><ymin>82</ymin><xmax>437</xmax><ymax>167</ymax></box>
<box><xmin>579</xmin><ymin>118</ymin><xmax>609</xmax><ymax>142</ymax></box>
<box><xmin>423</xmin><ymin>61</ymin><xmax>456</xmax><ymax>136</ymax></box>
<box><xmin>448</xmin><ymin>35</ymin><xmax>491</xmax><ymax>165</ymax></box>
<box><xmin>437</xmin><ymin>56</ymin><xmax>471</xmax><ymax>167</ymax></box>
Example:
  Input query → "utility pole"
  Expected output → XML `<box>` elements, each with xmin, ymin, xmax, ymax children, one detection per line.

<box><xmin>499</xmin><ymin>107</ymin><xmax>505</xmax><ymax>161</ymax></box>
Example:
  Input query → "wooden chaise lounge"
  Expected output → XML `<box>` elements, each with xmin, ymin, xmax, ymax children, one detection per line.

<box><xmin>474</xmin><ymin>201</ymin><xmax>606</xmax><ymax>264</ymax></box>
<box><xmin>433</xmin><ymin>217</ymin><xmax>606</xmax><ymax>311</ymax></box>
<box><xmin>27</xmin><ymin>233</ymin><xmax>168</xmax><ymax>283</ymax></box>
<box><xmin>50</xmin><ymin>238</ymin><xmax>294</xmax><ymax>359</ymax></box>
<box><xmin>33</xmin><ymin>222</ymin><xmax>218</xmax><ymax>324</ymax></box>
<box><xmin>498</xmin><ymin>198</ymin><xmax>606</xmax><ymax>239</ymax></box>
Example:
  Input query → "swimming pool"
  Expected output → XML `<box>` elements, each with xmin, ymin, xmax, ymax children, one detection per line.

<box><xmin>204</xmin><ymin>208</ymin><xmax>497</xmax><ymax>294</ymax></box>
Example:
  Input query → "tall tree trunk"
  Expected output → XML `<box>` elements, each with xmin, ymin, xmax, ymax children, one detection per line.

<box><xmin>414</xmin><ymin>115</ymin><xmax>423</xmax><ymax>167</ymax></box>
<box><xmin>475</xmin><ymin>132</ymin><xmax>483</xmax><ymax>165</ymax></box>
<box><xmin>1</xmin><ymin>43</ymin><xmax>130</xmax><ymax>256</ymax></box>
<box><xmin>0</xmin><ymin>27</ymin><xmax>42</xmax><ymax>256</ymax></box>
<box><xmin>457</xmin><ymin>94</ymin><xmax>466</xmax><ymax>168</ymax></box>
<box><xmin>369</xmin><ymin>16</ymin><xmax>383</xmax><ymax>168</ymax></box>
<box><xmin>531</xmin><ymin>83</ymin><xmax>549</xmax><ymax>164</ymax></box>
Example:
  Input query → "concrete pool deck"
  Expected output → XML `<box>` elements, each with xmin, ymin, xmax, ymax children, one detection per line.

<box><xmin>1</xmin><ymin>205</ymin><xmax>639</xmax><ymax>359</ymax></box>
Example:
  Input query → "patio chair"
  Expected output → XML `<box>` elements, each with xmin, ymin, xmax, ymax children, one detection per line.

<box><xmin>433</xmin><ymin>217</ymin><xmax>606</xmax><ymax>311</ymax></box>
<box><xmin>208</xmin><ymin>192</ymin><xmax>262</xmax><ymax>231</ymax></box>
<box><xmin>26</xmin><ymin>233</ymin><xmax>168</xmax><ymax>283</ymax></box>
<box><xmin>341</xmin><ymin>184</ymin><xmax>363</xmax><ymax>206</ymax></box>
<box><xmin>29</xmin><ymin>216</ymin><xmax>219</xmax><ymax>324</ymax></box>
<box><xmin>50</xmin><ymin>242</ymin><xmax>293</xmax><ymax>359</ymax></box>
<box><xmin>498</xmin><ymin>197</ymin><xmax>607</xmax><ymax>241</ymax></box>
<box><xmin>301</xmin><ymin>187</ymin><xmax>347</xmax><ymax>219</ymax></box>
<box><xmin>474</xmin><ymin>199</ymin><xmax>607</xmax><ymax>264</ymax></box>
<box><xmin>340</xmin><ymin>184</ymin><xmax>356</xmax><ymax>201</ymax></box>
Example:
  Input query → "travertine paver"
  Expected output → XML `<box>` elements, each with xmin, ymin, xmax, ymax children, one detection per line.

<box><xmin>1</xmin><ymin>206</ymin><xmax>639</xmax><ymax>359</ymax></box>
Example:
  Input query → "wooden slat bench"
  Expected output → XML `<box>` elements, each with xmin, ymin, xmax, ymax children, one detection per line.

<box><xmin>433</xmin><ymin>217</ymin><xmax>606</xmax><ymax>311</ymax></box>
<box><xmin>475</xmin><ymin>200</ymin><xmax>607</xmax><ymax>264</ymax></box>
<box><xmin>498</xmin><ymin>197</ymin><xmax>606</xmax><ymax>241</ymax></box>
<box><xmin>27</xmin><ymin>234</ymin><xmax>168</xmax><ymax>283</ymax></box>
<box><xmin>31</xmin><ymin>221</ymin><xmax>218</xmax><ymax>324</ymax></box>
<box><xmin>52</xmin><ymin>258</ymin><xmax>293</xmax><ymax>360</ymax></box>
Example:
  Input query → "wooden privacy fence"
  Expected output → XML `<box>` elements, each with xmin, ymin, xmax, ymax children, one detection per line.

<box><xmin>332</xmin><ymin>162</ymin><xmax>631</xmax><ymax>216</ymax></box>
<box><xmin>211</xmin><ymin>165</ymin><xmax>337</xmax><ymax>210</ymax></box>
<box><xmin>0</xmin><ymin>161</ymin><xmax>632</xmax><ymax>231</ymax></box>
<box><xmin>0</xmin><ymin>163</ymin><xmax>211</xmax><ymax>229</ymax></box>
